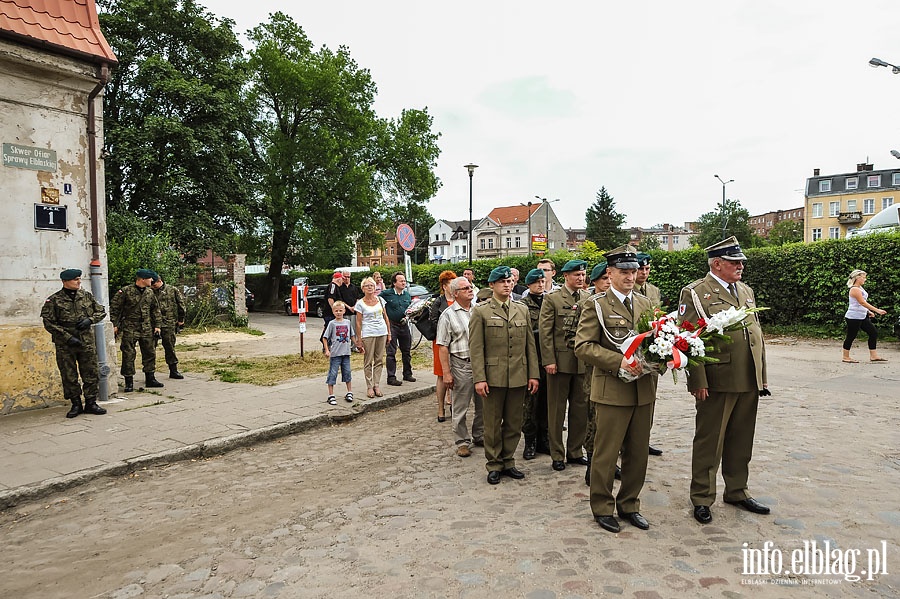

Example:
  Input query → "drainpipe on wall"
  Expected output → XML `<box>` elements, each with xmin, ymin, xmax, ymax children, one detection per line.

<box><xmin>87</xmin><ymin>63</ymin><xmax>111</xmax><ymax>402</ymax></box>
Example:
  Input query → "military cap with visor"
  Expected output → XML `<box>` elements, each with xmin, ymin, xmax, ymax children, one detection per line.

<box><xmin>604</xmin><ymin>245</ymin><xmax>640</xmax><ymax>270</ymax></box>
<box><xmin>705</xmin><ymin>236</ymin><xmax>746</xmax><ymax>261</ymax></box>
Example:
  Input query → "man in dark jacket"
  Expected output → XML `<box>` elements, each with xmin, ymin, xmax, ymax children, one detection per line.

<box><xmin>41</xmin><ymin>268</ymin><xmax>107</xmax><ymax>417</ymax></box>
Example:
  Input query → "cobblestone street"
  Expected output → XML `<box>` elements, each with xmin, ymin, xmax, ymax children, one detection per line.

<box><xmin>1</xmin><ymin>340</ymin><xmax>899</xmax><ymax>598</ymax></box>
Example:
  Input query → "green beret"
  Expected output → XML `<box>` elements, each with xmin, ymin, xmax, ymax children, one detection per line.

<box><xmin>136</xmin><ymin>268</ymin><xmax>155</xmax><ymax>280</ymax></box>
<box><xmin>60</xmin><ymin>268</ymin><xmax>82</xmax><ymax>281</ymax></box>
<box><xmin>487</xmin><ymin>266</ymin><xmax>512</xmax><ymax>283</ymax></box>
<box><xmin>560</xmin><ymin>259</ymin><xmax>587</xmax><ymax>273</ymax></box>
<box><xmin>148</xmin><ymin>270</ymin><xmax>160</xmax><ymax>283</ymax></box>
<box><xmin>589</xmin><ymin>262</ymin><xmax>608</xmax><ymax>282</ymax></box>
<box><xmin>524</xmin><ymin>268</ymin><xmax>545</xmax><ymax>285</ymax></box>
<box><xmin>636</xmin><ymin>253</ymin><xmax>652</xmax><ymax>267</ymax></box>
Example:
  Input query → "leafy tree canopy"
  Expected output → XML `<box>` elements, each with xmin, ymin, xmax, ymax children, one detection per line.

<box><xmin>766</xmin><ymin>219</ymin><xmax>804</xmax><ymax>246</ymax></box>
<box><xmin>690</xmin><ymin>199</ymin><xmax>756</xmax><ymax>249</ymax></box>
<box><xmin>585</xmin><ymin>187</ymin><xmax>629</xmax><ymax>250</ymax></box>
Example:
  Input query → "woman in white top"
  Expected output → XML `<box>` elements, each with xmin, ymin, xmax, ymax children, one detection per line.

<box><xmin>356</xmin><ymin>277</ymin><xmax>392</xmax><ymax>397</ymax></box>
<box><xmin>842</xmin><ymin>269</ymin><xmax>887</xmax><ymax>363</ymax></box>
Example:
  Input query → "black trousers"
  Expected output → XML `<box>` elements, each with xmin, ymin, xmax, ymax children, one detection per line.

<box><xmin>386</xmin><ymin>321</ymin><xmax>412</xmax><ymax>379</ymax></box>
<box><xmin>843</xmin><ymin>317</ymin><xmax>877</xmax><ymax>350</ymax></box>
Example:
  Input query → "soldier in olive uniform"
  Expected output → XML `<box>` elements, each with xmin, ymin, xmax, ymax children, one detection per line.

<box><xmin>41</xmin><ymin>268</ymin><xmax>108</xmax><ymax>418</ymax></box>
<box><xmin>110</xmin><ymin>268</ymin><xmax>163</xmax><ymax>392</ymax></box>
<box><xmin>678</xmin><ymin>237</ymin><xmax>770</xmax><ymax>525</ymax></box>
<box><xmin>520</xmin><ymin>268</ymin><xmax>549</xmax><ymax>459</ymax></box>
<box><xmin>574</xmin><ymin>246</ymin><xmax>658</xmax><ymax>533</ymax></box>
<box><xmin>635</xmin><ymin>252</ymin><xmax>664</xmax><ymax>457</ymax></box>
<box><xmin>469</xmin><ymin>266</ymin><xmax>540</xmax><ymax>485</ymax></box>
<box><xmin>538</xmin><ymin>259</ymin><xmax>589</xmax><ymax>471</ymax></box>
<box><xmin>151</xmin><ymin>272</ymin><xmax>186</xmax><ymax>379</ymax></box>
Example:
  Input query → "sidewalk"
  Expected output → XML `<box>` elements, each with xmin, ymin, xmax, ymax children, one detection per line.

<box><xmin>0</xmin><ymin>367</ymin><xmax>436</xmax><ymax>509</ymax></box>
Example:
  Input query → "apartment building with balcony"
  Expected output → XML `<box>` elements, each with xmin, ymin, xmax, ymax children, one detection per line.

<box><xmin>805</xmin><ymin>163</ymin><xmax>899</xmax><ymax>242</ymax></box>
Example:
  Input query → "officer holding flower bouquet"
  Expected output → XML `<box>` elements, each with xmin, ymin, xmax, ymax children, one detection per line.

<box><xmin>677</xmin><ymin>236</ymin><xmax>769</xmax><ymax>525</ymax></box>
<box><xmin>574</xmin><ymin>245</ymin><xmax>658</xmax><ymax>534</ymax></box>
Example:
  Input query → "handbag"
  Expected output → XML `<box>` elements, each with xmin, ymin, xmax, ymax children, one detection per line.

<box><xmin>414</xmin><ymin>313</ymin><xmax>438</xmax><ymax>341</ymax></box>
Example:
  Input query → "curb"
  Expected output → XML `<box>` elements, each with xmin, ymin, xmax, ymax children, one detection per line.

<box><xmin>0</xmin><ymin>386</ymin><xmax>435</xmax><ymax>510</ymax></box>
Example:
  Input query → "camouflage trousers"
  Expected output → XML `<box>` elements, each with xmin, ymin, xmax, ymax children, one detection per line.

<box><xmin>119</xmin><ymin>330</ymin><xmax>156</xmax><ymax>376</ymax></box>
<box><xmin>55</xmin><ymin>343</ymin><xmax>99</xmax><ymax>401</ymax></box>
<box><xmin>158</xmin><ymin>327</ymin><xmax>179</xmax><ymax>367</ymax></box>
<box><xmin>522</xmin><ymin>375</ymin><xmax>548</xmax><ymax>440</ymax></box>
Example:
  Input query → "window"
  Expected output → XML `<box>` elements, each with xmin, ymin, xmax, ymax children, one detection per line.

<box><xmin>893</xmin><ymin>173</ymin><xmax>900</xmax><ymax>186</ymax></box>
<box><xmin>829</xmin><ymin>201</ymin><xmax>840</xmax><ymax>217</ymax></box>
<box><xmin>515</xmin><ymin>236</ymin><xmax>521</xmax><ymax>248</ymax></box>
<box><xmin>488</xmin><ymin>238</ymin><xmax>494</xmax><ymax>249</ymax></box>
<box><xmin>867</xmin><ymin>174</ymin><xmax>881</xmax><ymax>188</ymax></box>
<box><xmin>506</xmin><ymin>237</ymin><xmax>511</xmax><ymax>248</ymax></box>
<box><xmin>673</xmin><ymin>235</ymin><xmax>679</xmax><ymax>245</ymax></box>
<box><xmin>847</xmin><ymin>199</ymin><xmax>857</xmax><ymax>212</ymax></box>
<box><xmin>661</xmin><ymin>235</ymin><xmax>668</xmax><ymax>245</ymax></box>
<box><xmin>812</xmin><ymin>203</ymin><xmax>823</xmax><ymax>218</ymax></box>
<box><xmin>442</xmin><ymin>233</ymin><xmax>446</xmax><ymax>241</ymax></box>
<box><xmin>864</xmin><ymin>199</ymin><xmax>875</xmax><ymax>214</ymax></box>
<box><xmin>462</xmin><ymin>245</ymin><xmax>466</xmax><ymax>254</ymax></box>
<box><xmin>435</xmin><ymin>234</ymin><xmax>439</xmax><ymax>241</ymax></box>
<box><xmin>829</xmin><ymin>227</ymin><xmax>840</xmax><ymax>239</ymax></box>
<box><xmin>883</xmin><ymin>197</ymin><xmax>895</xmax><ymax>210</ymax></box>
<box><xmin>819</xmin><ymin>180</ymin><xmax>831</xmax><ymax>192</ymax></box>
<box><xmin>480</xmin><ymin>239</ymin><xmax>485</xmax><ymax>249</ymax></box>
<box><xmin>846</xmin><ymin>177</ymin><xmax>858</xmax><ymax>190</ymax></box>
<box><xmin>812</xmin><ymin>228</ymin><xmax>822</xmax><ymax>241</ymax></box>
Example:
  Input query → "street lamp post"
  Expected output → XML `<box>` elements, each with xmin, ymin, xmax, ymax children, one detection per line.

<box><xmin>465</xmin><ymin>163</ymin><xmax>478</xmax><ymax>265</ymax></box>
<box><xmin>526</xmin><ymin>201</ymin><xmax>532</xmax><ymax>255</ymax></box>
<box><xmin>714</xmin><ymin>175</ymin><xmax>733</xmax><ymax>240</ymax></box>
<box><xmin>869</xmin><ymin>57</ymin><xmax>900</xmax><ymax>74</ymax></box>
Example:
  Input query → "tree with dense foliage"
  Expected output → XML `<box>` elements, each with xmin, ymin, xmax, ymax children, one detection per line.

<box><xmin>98</xmin><ymin>0</ymin><xmax>253</xmax><ymax>257</ymax></box>
<box><xmin>637</xmin><ymin>235</ymin><xmax>661</xmax><ymax>252</ymax></box>
<box><xmin>242</xmin><ymin>13</ymin><xmax>441</xmax><ymax>304</ymax></box>
<box><xmin>766</xmin><ymin>219</ymin><xmax>804</xmax><ymax>246</ymax></box>
<box><xmin>585</xmin><ymin>187</ymin><xmax>629</xmax><ymax>250</ymax></box>
<box><xmin>690</xmin><ymin>199</ymin><xmax>755</xmax><ymax>249</ymax></box>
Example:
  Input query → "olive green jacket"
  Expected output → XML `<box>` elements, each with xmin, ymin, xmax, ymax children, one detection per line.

<box><xmin>538</xmin><ymin>285</ymin><xmax>586</xmax><ymax>374</ymax></box>
<box><xmin>469</xmin><ymin>297</ymin><xmax>539</xmax><ymax>388</ymax></box>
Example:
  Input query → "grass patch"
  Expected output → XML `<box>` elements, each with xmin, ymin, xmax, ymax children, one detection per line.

<box><xmin>181</xmin><ymin>325</ymin><xmax>264</xmax><ymax>336</ymax></box>
<box><xmin>180</xmin><ymin>350</ymin><xmax>432</xmax><ymax>386</ymax></box>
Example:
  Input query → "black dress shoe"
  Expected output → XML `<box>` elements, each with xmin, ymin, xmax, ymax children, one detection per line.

<box><xmin>595</xmin><ymin>515</ymin><xmax>620</xmax><ymax>533</ymax></box>
<box><xmin>437</xmin><ymin>416</ymin><xmax>446</xmax><ymax>423</ymax></box>
<box><xmin>387</xmin><ymin>378</ymin><xmax>402</xmax><ymax>386</ymax></box>
<box><xmin>693</xmin><ymin>505</ymin><xmax>713</xmax><ymax>524</ymax></box>
<box><xmin>551</xmin><ymin>460</ymin><xmax>566</xmax><ymax>471</ymax></box>
<box><xmin>621</xmin><ymin>512</ymin><xmax>649</xmax><ymax>530</ymax></box>
<box><xmin>648</xmin><ymin>445</ymin><xmax>663</xmax><ymax>456</ymax></box>
<box><xmin>487</xmin><ymin>471</ymin><xmax>501</xmax><ymax>485</ymax></box>
<box><xmin>725</xmin><ymin>497</ymin><xmax>771</xmax><ymax>514</ymax></box>
<box><xmin>501</xmin><ymin>467</ymin><xmax>525</xmax><ymax>479</ymax></box>
<box><xmin>566</xmin><ymin>456</ymin><xmax>589</xmax><ymax>466</ymax></box>
<box><xmin>614</xmin><ymin>465</ymin><xmax>622</xmax><ymax>480</ymax></box>
<box><xmin>403</xmin><ymin>375</ymin><xmax>417</xmax><ymax>382</ymax></box>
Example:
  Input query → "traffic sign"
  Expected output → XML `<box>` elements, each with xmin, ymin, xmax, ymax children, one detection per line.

<box><xmin>397</xmin><ymin>223</ymin><xmax>416</xmax><ymax>252</ymax></box>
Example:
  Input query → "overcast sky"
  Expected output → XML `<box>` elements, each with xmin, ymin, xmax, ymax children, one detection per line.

<box><xmin>204</xmin><ymin>0</ymin><xmax>899</xmax><ymax>230</ymax></box>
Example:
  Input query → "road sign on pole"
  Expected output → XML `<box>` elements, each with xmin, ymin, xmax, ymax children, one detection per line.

<box><xmin>397</xmin><ymin>223</ymin><xmax>416</xmax><ymax>252</ymax></box>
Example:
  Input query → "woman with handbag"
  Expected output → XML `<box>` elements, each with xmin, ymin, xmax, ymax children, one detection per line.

<box><xmin>355</xmin><ymin>277</ymin><xmax>391</xmax><ymax>398</ymax></box>
<box><xmin>432</xmin><ymin>270</ymin><xmax>457</xmax><ymax>421</ymax></box>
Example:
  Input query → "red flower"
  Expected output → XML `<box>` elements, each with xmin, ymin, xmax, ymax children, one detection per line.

<box><xmin>674</xmin><ymin>337</ymin><xmax>690</xmax><ymax>352</ymax></box>
<box><xmin>682</xmin><ymin>321</ymin><xmax>695</xmax><ymax>332</ymax></box>
<box><xmin>696</xmin><ymin>318</ymin><xmax>707</xmax><ymax>329</ymax></box>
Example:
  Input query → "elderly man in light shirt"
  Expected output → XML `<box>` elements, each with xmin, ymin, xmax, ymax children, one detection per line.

<box><xmin>436</xmin><ymin>276</ymin><xmax>483</xmax><ymax>457</ymax></box>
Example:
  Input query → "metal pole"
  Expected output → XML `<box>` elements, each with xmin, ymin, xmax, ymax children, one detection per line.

<box><xmin>721</xmin><ymin>183</ymin><xmax>726</xmax><ymax>239</ymax></box>
<box><xmin>546</xmin><ymin>199</ymin><xmax>550</xmax><ymax>248</ymax></box>
<box><xmin>465</xmin><ymin>164</ymin><xmax>478</xmax><ymax>265</ymax></box>
<box><xmin>527</xmin><ymin>201</ymin><xmax>532</xmax><ymax>255</ymax></box>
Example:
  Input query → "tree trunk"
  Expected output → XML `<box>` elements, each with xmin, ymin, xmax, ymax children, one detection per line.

<box><xmin>265</xmin><ymin>227</ymin><xmax>294</xmax><ymax>308</ymax></box>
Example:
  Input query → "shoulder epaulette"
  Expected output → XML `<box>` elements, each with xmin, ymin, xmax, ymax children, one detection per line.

<box><xmin>684</xmin><ymin>279</ymin><xmax>705</xmax><ymax>290</ymax></box>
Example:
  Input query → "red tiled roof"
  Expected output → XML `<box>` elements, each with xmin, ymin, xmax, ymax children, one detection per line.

<box><xmin>0</xmin><ymin>0</ymin><xmax>117</xmax><ymax>64</ymax></box>
<box><xmin>487</xmin><ymin>203</ymin><xmax>540</xmax><ymax>226</ymax></box>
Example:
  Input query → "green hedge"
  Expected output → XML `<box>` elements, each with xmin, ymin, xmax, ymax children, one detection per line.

<box><xmin>270</xmin><ymin>233</ymin><xmax>900</xmax><ymax>330</ymax></box>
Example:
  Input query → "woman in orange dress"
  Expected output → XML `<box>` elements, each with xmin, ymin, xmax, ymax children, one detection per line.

<box><xmin>431</xmin><ymin>270</ymin><xmax>457</xmax><ymax>421</ymax></box>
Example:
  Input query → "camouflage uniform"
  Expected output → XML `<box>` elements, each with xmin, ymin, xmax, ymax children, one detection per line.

<box><xmin>41</xmin><ymin>287</ymin><xmax>106</xmax><ymax>406</ymax></box>
<box><xmin>519</xmin><ymin>293</ymin><xmax>549</xmax><ymax>455</ymax></box>
<box><xmin>110</xmin><ymin>284</ymin><xmax>161</xmax><ymax>376</ymax></box>
<box><xmin>153</xmin><ymin>282</ymin><xmax>185</xmax><ymax>369</ymax></box>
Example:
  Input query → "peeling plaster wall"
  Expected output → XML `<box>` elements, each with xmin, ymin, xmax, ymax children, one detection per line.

<box><xmin>0</xmin><ymin>41</ymin><xmax>117</xmax><ymax>414</ymax></box>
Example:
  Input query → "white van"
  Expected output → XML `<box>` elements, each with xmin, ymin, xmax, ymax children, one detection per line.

<box><xmin>847</xmin><ymin>205</ymin><xmax>900</xmax><ymax>238</ymax></box>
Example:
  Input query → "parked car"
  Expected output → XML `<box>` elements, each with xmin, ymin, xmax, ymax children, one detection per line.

<box><xmin>284</xmin><ymin>284</ymin><xmax>328</xmax><ymax>317</ymax></box>
<box><xmin>847</xmin><ymin>205</ymin><xmax>900</xmax><ymax>238</ymax></box>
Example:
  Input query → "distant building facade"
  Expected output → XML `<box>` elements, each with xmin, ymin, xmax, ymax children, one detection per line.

<box><xmin>565</xmin><ymin>228</ymin><xmax>587</xmax><ymax>250</ymax></box>
<box><xmin>356</xmin><ymin>231</ymin><xmax>399</xmax><ymax>267</ymax></box>
<box><xmin>472</xmin><ymin>202</ymin><xmax>564</xmax><ymax>260</ymax></box>
<box><xmin>427</xmin><ymin>219</ymin><xmax>469</xmax><ymax>264</ymax></box>
<box><xmin>630</xmin><ymin>223</ymin><xmax>696</xmax><ymax>251</ymax></box>
<box><xmin>748</xmin><ymin>207</ymin><xmax>804</xmax><ymax>238</ymax></box>
<box><xmin>805</xmin><ymin>163</ymin><xmax>899</xmax><ymax>242</ymax></box>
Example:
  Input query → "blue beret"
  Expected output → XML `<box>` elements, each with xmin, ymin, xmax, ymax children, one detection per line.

<box><xmin>60</xmin><ymin>268</ymin><xmax>82</xmax><ymax>281</ymax></box>
<box><xmin>136</xmin><ymin>269</ymin><xmax>155</xmax><ymax>280</ymax></box>
<box><xmin>589</xmin><ymin>262</ymin><xmax>608</xmax><ymax>282</ymax></box>
<box><xmin>524</xmin><ymin>268</ymin><xmax>545</xmax><ymax>285</ymax></box>
<box><xmin>560</xmin><ymin>259</ymin><xmax>587</xmax><ymax>273</ymax></box>
<box><xmin>487</xmin><ymin>266</ymin><xmax>512</xmax><ymax>283</ymax></box>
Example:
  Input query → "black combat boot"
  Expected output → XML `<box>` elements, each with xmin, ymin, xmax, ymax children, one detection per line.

<box><xmin>169</xmin><ymin>365</ymin><xmax>184</xmax><ymax>379</ymax></box>
<box><xmin>523</xmin><ymin>436</ymin><xmax>537</xmax><ymax>460</ymax></box>
<box><xmin>145</xmin><ymin>373</ymin><xmax>164</xmax><ymax>388</ymax></box>
<box><xmin>124</xmin><ymin>376</ymin><xmax>134</xmax><ymax>392</ymax></box>
<box><xmin>535</xmin><ymin>432</ymin><xmax>551</xmax><ymax>456</ymax></box>
<box><xmin>83</xmin><ymin>399</ymin><xmax>107</xmax><ymax>415</ymax></box>
<box><xmin>66</xmin><ymin>398</ymin><xmax>83</xmax><ymax>419</ymax></box>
